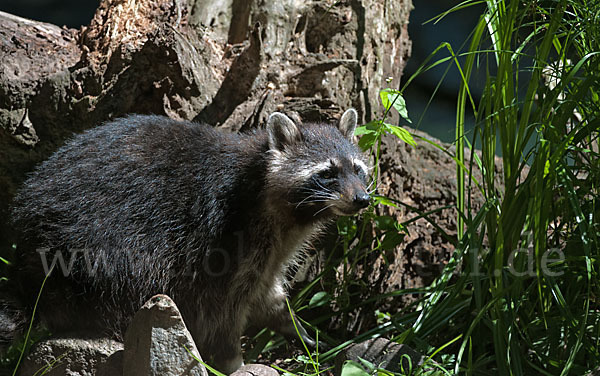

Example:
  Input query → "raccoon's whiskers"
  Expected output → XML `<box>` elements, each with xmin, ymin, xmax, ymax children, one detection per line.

<box><xmin>298</xmin><ymin>187</ymin><xmax>331</xmax><ymax>195</ymax></box>
<box><xmin>295</xmin><ymin>197</ymin><xmax>330</xmax><ymax>208</ymax></box>
<box><xmin>314</xmin><ymin>180</ymin><xmax>334</xmax><ymax>194</ymax></box>
<box><xmin>295</xmin><ymin>191</ymin><xmax>337</xmax><ymax>208</ymax></box>
<box><xmin>366</xmin><ymin>182</ymin><xmax>377</xmax><ymax>195</ymax></box>
<box><xmin>366</xmin><ymin>179</ymin><xmax>375</xmax><ymax>191</ymax></box>
<box><xmin>313</xmin><ymin>203</ymin><xmax>335</xmax><ymax>217</ymax></box>
<box><xmin>298</xmin><ymin>186</ymin><xmax>337</xmax><ymax>199</ymax></box>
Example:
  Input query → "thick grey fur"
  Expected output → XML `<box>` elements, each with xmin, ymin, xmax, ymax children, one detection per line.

<box><xmin>2</xmin><ymin>109</ymin><xmax>369</xmax><ymax>373</ymax></box>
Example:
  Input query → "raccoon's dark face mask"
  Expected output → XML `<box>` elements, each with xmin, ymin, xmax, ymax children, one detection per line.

<box><xmin>265</xmin><ymin>109</ymin><xmax>372</xmax><ymax>219</ymax></box>
<box><xmin>308</xmin><ymin>156</ymin><xmax>371</xmax><ymax>216</ymax></box>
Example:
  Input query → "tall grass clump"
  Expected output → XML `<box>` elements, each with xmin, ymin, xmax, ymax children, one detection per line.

<box><xmin>407</xmin><ymin>0</ymin><xmax>600</xmax><ymax>374</ymax></box>
<box><xmin>264</xmin><ymin>2</ymin><xmax>598</xmax><ymax>373</ymax></box>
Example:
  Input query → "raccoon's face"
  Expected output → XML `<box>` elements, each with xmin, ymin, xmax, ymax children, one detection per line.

<box><xmin>266</xmin><ymin>109</ymin><xmax>371</xmax><ymax>221</ymax></box>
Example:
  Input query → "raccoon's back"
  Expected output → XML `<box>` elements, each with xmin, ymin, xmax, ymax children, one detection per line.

<box><xmin>11</xmin><ymin>115</ymin><xmax>228</xmax><ymax>276</ymax></box>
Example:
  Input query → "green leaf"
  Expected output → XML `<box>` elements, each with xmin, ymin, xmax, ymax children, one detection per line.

<box><xmin>384</xmin><ymin>124</ymin><xmax>417</xmax><ymax>147</ymax></box>
<box><xmin>373</xmin><ymin>195</ymin><xmax>399</xmax><ymax>208</ymax></box>
<box><xmin>308</xmin><ymin>291</ymin><xmax>331</xmax><ymax>309</ymax></box>
<box><xmin>357</xmin><ymin>132</ymin><xmax>378</xmax><ymax>152</ymax></box>
<box><xmin>296</xmin><ymin>355</ymin><xmax>312</xmax><ymax>364</ymax></box>
<box><xmin>380</xmin><ymin>89</ymin><xmax>392</xmax><ymax>111</ymax></box>
<box><xmin>375</xmin><ymin>310</ymin><xmax>392</xmax><ymax>324</ymax></box>
<box><xmin>341</xmin><ymin>361</ymin><xmax>370</xmax><ymax>376</ymax></box>
<box><xmin>544</xmin><ymin>159</ymin><xmax>551</xmax><ymax>178</ymax></box>
<box><xmin>357</xmin><ymin>357</ymin><xmax>375</xmax><ymax>371</ymax></box>
<box><xmin>356</xmin><ymin>120</ymin><xmax>383</xmax><ymax>135</ymax></box>
<box><xmin>337</xmin><ymin>216</ymin><xmax>358</xmax><ymax>238</ymax></box>
<box><xmin>389</xmin><ymin>94</ymin><xmax>411</xmax><ymax>122</ymax></box>
<box><xmin>373</xmin><ymin>215</ymin><xmax>398</xmax><ymax>231</ymax></box>
<box><xmin>354</xmin><ymin>125</ymin><xmax>377</xmax><ymax>136</ymax></box>
<box><xmin>380</xmin><ymin>89</ymin><xmax>411</xmax><ymax>122</ymax></box>
<box><xmin>380</xmin><ymin>230</ymin><xmax>405</xmax><ymax>250</ymax></box>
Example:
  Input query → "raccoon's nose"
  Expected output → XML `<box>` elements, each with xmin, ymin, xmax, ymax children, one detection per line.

<box><xmin>353</xmin><ymin>191</ymin><xmax>371</xmax><ymax>209</ymax></box>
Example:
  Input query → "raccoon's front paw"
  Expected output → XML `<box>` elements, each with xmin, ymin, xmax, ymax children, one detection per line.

<box><xmin>299</xmin><ymin>331</ymin><xmax>331</xmax><ymax>352</ymax></box>
<box><xmin>295</xmin><ymin>326</ymin><xmax>316</xmax><ymax>348</ymax></box>
<box><xmin>279</xmin><ymin>319</ymin><xmax>330</xmax><ymax>352</ymax></box>
<box><xmin>216</xmin><ymin>353</ymin><xmax>244</xmax><ymax>375</ymax></box>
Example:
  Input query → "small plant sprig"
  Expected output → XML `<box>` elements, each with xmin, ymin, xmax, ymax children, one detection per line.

<box><xmin>334</xmin><ymin>87</ymin><xmax>416</xmax><ymax>292</ymax></box>
<box><xmin>355</xmin><ymin>86</ymin><xmax>416</xmax><ymax>193</ymax></box>
<box><xmin>340</xmin><ymin>85</ymin><xmax>416</xmax><ymax>247</ymax></box>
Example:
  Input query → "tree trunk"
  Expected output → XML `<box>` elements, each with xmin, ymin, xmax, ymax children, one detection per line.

<box><xmin>0</xmin><ymin>0</ymin><xmax>412</xmax><ymax>246</ymax></box>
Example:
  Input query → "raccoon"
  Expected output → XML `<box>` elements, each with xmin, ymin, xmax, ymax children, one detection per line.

<box><xmin>3</xmin><ymin>109</ymin><xmax>370</xmax><ymax>373</ymax></box>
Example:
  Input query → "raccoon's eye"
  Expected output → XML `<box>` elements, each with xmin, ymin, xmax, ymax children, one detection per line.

<box><xmin>319</xmin><ymin>166</ymin><xmax>338</xmax><ymax>180</ymax></box>
<box><xmin>354</xmin><ymin>163</ymin><xmax>366</xmax><ymax>177</ymax></box>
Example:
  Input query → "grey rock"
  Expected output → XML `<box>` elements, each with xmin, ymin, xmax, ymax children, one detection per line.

<box><xmin>0</xmin><ymin>108</ymin><xmax>39</xmax><ymax>147</ymax></box>
<box><xmin>123</xmin><ymin>294</ymin><xmax>208</xmax><ymax>376</ymax></box>
<box><xmin>17</xmin><ymin>336</ymin><xmax>123</xmax><ymax>376</ymax></box>
<box><xmin>96</xmin><ymin>350</ymin><xmax>123</xmax><ymax>376</ymax></box>
<box><xmin>15</xmin><ymin>294</ymin><xmax>211</xmax><ymax>376</ymax></box>
<box><xmin>230</xmin><ymin>364</ymin><xmax>279</xmax><ymax>376</ymax></box>
<box><xmin>334</xmin><ymin>338</ymin><xmax>425</xmax><ymax>375</ymax></box>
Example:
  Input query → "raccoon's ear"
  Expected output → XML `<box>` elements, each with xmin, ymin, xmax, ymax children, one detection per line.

<box><xmin>266</xmin><ymin>112</ymin><xmax>302</xmax><ymax>150</ymax></box>
<box><xmin>338</xmin><ymin>108</ymin><xmax>358</xmax><ymax>141</ymax></box>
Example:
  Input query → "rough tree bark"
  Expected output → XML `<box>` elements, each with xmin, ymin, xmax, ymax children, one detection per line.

<box><xmin>0</xmin><ymin>0</ymin><xmax>412</xmax><ymax>248</ymax></box>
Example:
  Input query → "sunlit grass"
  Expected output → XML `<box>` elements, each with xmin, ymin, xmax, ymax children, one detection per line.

<box><xmin>400</xmin><ymin>0</ymin><xmax>599</xmax><ymax>374</ymax></box>
<box><xmin>275</xmin><ymin>1</ymin><xmax>599</xmax><ymax>375</ymax></box>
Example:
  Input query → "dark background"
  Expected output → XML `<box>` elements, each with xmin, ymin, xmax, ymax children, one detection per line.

<box><xmin>0</xmin><ymin>0</ymin><xmax>97</xmax><ymax>29</ymax></box>
<box><xmin>0</xmin><ymin>0</ymin><xmax>483</xmax><ymax>143</ymax></box>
